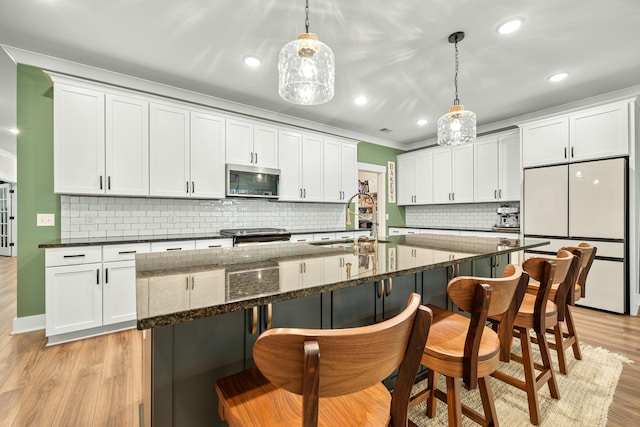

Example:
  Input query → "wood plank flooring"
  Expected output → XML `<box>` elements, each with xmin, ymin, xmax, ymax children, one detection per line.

<box><xmin>0</xmin><ymin>256</ymin><xmax>638</xmax><ymax>426</ymax></box>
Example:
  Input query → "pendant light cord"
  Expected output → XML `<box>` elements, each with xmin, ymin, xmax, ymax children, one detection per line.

<box><xmin>453</xmin><ymin>36</ymin><xmax>460</xmax><ymax>106</ymax></box>
<box><xmin>305</xmin><ymin>0</ymin><xmax>310</xmax><ymax>33</ymax></box>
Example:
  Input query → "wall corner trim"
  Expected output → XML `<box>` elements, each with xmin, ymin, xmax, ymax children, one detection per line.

<box><xmin>12</xmin><ymin>314</ymin><xmax>45</xmax><ymax>334</ymax></box>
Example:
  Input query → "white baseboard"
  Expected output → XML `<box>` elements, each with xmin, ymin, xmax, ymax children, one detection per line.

<box><xmin>46</xmin><ymin>320</ymin><xmax>137</xmax><ymax>346</ymax></box>
<box><xmin>12</xmin><ymin>314</ymin><xmax>46</xmax><ymax>334</ymax></box>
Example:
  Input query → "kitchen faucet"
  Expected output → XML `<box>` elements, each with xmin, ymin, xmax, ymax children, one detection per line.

<box><xmin>345</xmin><ymin>192</ymin><xmax>378</xmax><ymax>241</ymax></box>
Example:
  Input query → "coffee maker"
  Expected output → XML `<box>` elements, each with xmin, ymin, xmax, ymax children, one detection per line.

<box><xmin>495</xmin><ymin>204</ymin><xmax>520</xmax><ymax>229</ymax></box>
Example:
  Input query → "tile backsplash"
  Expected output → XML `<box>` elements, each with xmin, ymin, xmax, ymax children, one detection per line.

<box><xmin>405</xmin><ymin>202</ymin><xmax>520</xmax><ymax>229</ymax></box>
<box><xmin>60</xmin><ymin>196</ymin><xmax>346</xmax><ymax>239</ymax></box>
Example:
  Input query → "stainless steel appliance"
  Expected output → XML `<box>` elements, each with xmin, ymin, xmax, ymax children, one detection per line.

<box><xmin>219</xmin><ymin>227</ymin><xmax>291</xmax><ymax>246</ymax></box>
<box><xmin>523</xmin><ymin>157</ymin><xmax>627</xmax><ymax>313</ymax></box>
<box><xmin>495</xmin><ymin>204</ymin><xmax>520</xmax><ymax>229</ymax></box>
<box><xmin>226</xmin><ymin>164</ymin><xmax>280</xmax><ymax>199</ymax></box>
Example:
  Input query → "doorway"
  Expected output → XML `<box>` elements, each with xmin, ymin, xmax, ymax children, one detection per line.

<box><xmin>0</xmin><ymin>183</ymin><xmax>15</xmax><ymax>256</ymax></box>
<box><xmin>357</xmin><ymin>163</ymin><xmax>386</xmax><ymax>238</ymax></box>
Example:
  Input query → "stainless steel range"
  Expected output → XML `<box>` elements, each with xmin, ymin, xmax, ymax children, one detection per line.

<box><xmin>219</xmin><ymin>227</ymin><xmax>291</xmax><ymax>246</ymax></box>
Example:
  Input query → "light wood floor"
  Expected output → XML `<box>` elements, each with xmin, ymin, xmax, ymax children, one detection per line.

<box><xmin>0</xmin><ymin>256</ymin><xmax>638</xmax><ymax>426</ymax></box>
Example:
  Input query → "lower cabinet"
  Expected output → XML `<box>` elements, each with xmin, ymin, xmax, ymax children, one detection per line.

<box><xmin>103</xmin><ymin>259</ymin><xmax>137</xmax><ymax>325</ymax></box>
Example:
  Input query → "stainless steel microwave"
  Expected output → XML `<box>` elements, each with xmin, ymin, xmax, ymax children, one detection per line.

<box><xmin>226</xmin><ymin>164</ymin><xmax>280</xmax><ymax>199</ymax></box>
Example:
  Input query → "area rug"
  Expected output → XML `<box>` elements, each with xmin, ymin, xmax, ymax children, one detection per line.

<box><xmin>409</xmin><ymin>342</ymin><xmax>632</xmax><ymax>426</ymax></box>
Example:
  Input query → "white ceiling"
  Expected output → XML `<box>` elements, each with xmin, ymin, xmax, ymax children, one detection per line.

<box><xmin>1</xmin><ymin>0</ymin><xmax>640</xmax><ymax>156</ymax></box>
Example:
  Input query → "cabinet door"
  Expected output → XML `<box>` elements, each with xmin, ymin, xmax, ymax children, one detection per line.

<box><xmin>103</xmin><ymin>260</ymin><xmax>137</xmax><ymax>325</ymax></box>
<box><xmin>148</xmin><ymin>274</ymin><xmax>189</xmax><ymax>316</ymax></box>
<box><xmin>189</xmin><ymin>269</ymin><xmax>225</xmax><ymax>309</ymax></box>
<box><xmin>301</xmin><ymin>257</ymin><xmax>325</xmax><ymax>288</ymax></box>
<box><xmin>381</xmin><ymin>275</ymin><xmax>417</xmax><ymax>320</ymax></box>
<box><xmin>45</xmin><ymin>263</ymin><xmax>103</xmax><ymax>335</ymax></box>
<box><xmin>105</xmin><ymin>92</ymin><xmax>149</xmax><ymax>196</ymax></box>
<box><xmin>570</xmin><ymin>102</ymin><xmax>629</xmax><ymax>161</ymax></box>
<box><xmin>432</xmin><ymin>147</ymin><xmax>452</xmax><ymax>203</ymax></box>
<box><xmin>301</xmin><ymin>135</ymin><xmax>324</xmax><ymax>201</ymax></box>
<box><xmin>53</xmin><ymin>83</ymin><xmax>105</xmax><ymax>195</ymax></box>
<box><xmin>253</xmin><ymin>124</ymin><xmax>279</xmax><ymax>168</ymax></box>
<box><xmin>278</xmin><ymin>260</ymin><xmax>303</xmax><ymax>292</ymax></box>
<box><xmin>414</xmin><ymin>150</ymin><xmax>433</xmax><ymax>204</ymax></box>
<box><xmin>331</xmin><ymin>283</ymin><xmax>377</xmax><ymax>328</ymax></box>
<box><xmin>452</xmin><ymin>144</ymin><xmax>474</xmax><ymax>203</ymax></box>
<box><xmin>278</xmin><ymin>130</ymin><xmax>303</xmax><ymax>201</ymax></box>
<box><xmin>225</xmin><ymin>118</ymin><xmax>253</xmax><ymax>166</ymax></box>
<box><xmin>521</xmin><ymin>117</ymin><xmax>569</xmax><ymax>167</ymax></box>
<box><xmin>576</xmin><ymin>259</ymin><xmax>624</xmax><ymax>313</ymax></box>
<box><xmin>474</xmin><ymin>138</ymin><xmax>499</xmax><ymax>202</ymax></box>
<box><xmin>397</xmin><ymin>245</ymin><xmax>416</xmax><ymax>270</ymax></box>
<box><xmin>149</xmin><ymin>103</ymin><xmax>190</xmax><ymax>197</ymax></box>
<box><xmin>340</xmin><ymin>143</ymin><xmax>358</xmax><ymax>200</ymax></box>
<box><xmin>523</xmin><ymin>165</ymin><xmax>568</xmax><ymax>237</ymax></box>
<box><xmin>190</xmin><ymin>111</ymin><xmax>226</xmax><ymax>198</ymax></box>
<box><xmin>323</xmin><ymin>138</ymin><xmax>342</xmax><ymax>202</ymax></box>
<box><xmin>498</xmin><ymin>133</ymin><xmax>521</xmax><ymax>201</ymax></box>
<box><xmin>396</xmin><ymin>155</ymin><xmax>415</xmax><ymax>205</ymax></box>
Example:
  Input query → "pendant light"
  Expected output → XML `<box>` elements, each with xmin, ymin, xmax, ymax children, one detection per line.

<box><xmin>437</xmin><ymin>31</ymin><xmax>476</xmax><ymax>146</ymax></box>
<box><xmin>278</xmin><ymin>0</ymin><xmax>335</xmax><ymax>105</ymax></box>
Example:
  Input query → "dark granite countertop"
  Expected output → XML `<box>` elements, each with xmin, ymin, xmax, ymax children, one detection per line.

<box><xmin>135</xmin><ymin>234</ymin><xmax>548</xmax><ymax>329</ymax></box>
<box><xmin>389</xmin><ymin>225</ymin><xmax>520</xmax><ymax>234</ymax></box>
<box><xmin>38</xmin><ymin>228</ymin><xmax>369</xmax><ymax>248</ymax></box>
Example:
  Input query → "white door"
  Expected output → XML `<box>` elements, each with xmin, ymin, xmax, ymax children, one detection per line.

<box><xmin>301</xmin><ymin>135</ymin><xmax>324</xmax><ymax>201</ymax></box>
<box><xmin>45</xmin><ymin>263</ymin><xmax>103</xmax><ymax>335</ymax></box>
<box><xmin>190</xmin><ymin>270</ymin><xmax>226</xmax><ymax>309</ymax></box>
<box><xmin>432</xmin><ymin>148</ymin><xmax>452</xmax><ymax>203</ymax></box>
<box><xmin>278</xmin><ymin>130</ymin><xmax>303</xmax><ymax>201</ymax></box>
<box><xmin>570</xmin><ymin>102</ymin><xmax>629</xmax><ymax>162</ymax></box>
<box><xmin>523</xmin><ymin>165</ymin><xmax>568</xmax><ymax>237</ymax></box>
<box><xmin>452</xmin><ymin>144</ymin><xmax>474</xmax><ymax>203</ymax></box>
<box><xmin>226</xmin><ymin>118</ymin><xmax>253</xmax><ymax>166</ymax></box>
<box><xmin>53</xmin><ymin>83</ymin><xmax>105</xmax><ymax>194</ymax></box>
<box><xmin>0</xmin><ymin>184</ymin><xmax>12</xmax><ymax>256</ymax></box>
<box><xmin>253</xmin><ymin>124</ymin><xmax>279</xmax><ymax>168</ymax></box>
<box><xmin>190</xmin><ymin>111</ymin><xmax>226</xmax><ymax>198</ymax></box>
<box><xmin>323</xmin><ymin>138</ymin><xmax>342</xmax><ymax>202</ymax></box>
<box><xmin>148</xmin><ymin>274</ymin><xmax>190</xmax><ymax>316</ymax></box>
<box><xmin>103</xmin><ymin>260</ymin><xmax>137</xmax><ymax>325</ymax></box>
<box><xmin>521</xmin><ymin>117</ymin><xmax>569</xmax><ymax>167</ymax></box>
<box><xmin>340</xmin><ymin>143</ymin><xmax>358</xmax><ymax>201</ymax></box>
<box><xmin>569</xmin><ymin>158</ymin><xmax>625</xmax><ymax>239</ymax></box>
<box><xmin>396</xmin><ymin>155</ymin><xmax>415</xmax><ymax>205</ymax></box>
<box><xmin>474</xmin><ymin>138</ymin><xmax>499</xmax><ymax>202</ymax></box>
<box><xmin>576</xmin><ymin>259</ymin><xmax>625</xmax><ymax>313</ymax></box>
<box><xmin>149</xmin><ymin>102</ymin><xmax>190</xmax><ymax>197</ymax></box>
<box><xmin>498</xmin><ymin>133</ymin><xmax>521</xmax><ymax>201</ymax></box>
<box><xmin>414</xmin><ymin>150</ymin><xmax>433</xmax><ymax>204</ymax></box>
<box><xmin>105</xmin><ymin>92</ymin><xmax>149</xmax><ymax>196</ymax></box>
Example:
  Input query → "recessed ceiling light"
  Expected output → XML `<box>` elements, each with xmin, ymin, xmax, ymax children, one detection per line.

<box><xmin>497</xmin><ymin>17</ymin><xmax>524</xmax><ymax>35</ymax></box>
<box><xmin>548</xmin><ymin>72</ymin><xmax>569</xmax><ymax>82</ymax></box>
<box><xmin>8</xmin><ymin>128</ymin><xmax>19</xmax><ymax>135</ymax></box>
<box><xmin>417</xmin><ymin>119</ymin><xmax>428</xmax><ymax>126</ymax></box>
<box><xmin>242</xmin><ymin>56</ymin><xmax>261</xmax><ymax>67</ymax></box>
<box><xmin>354</xmin><ymin>96</ymin><xmax>368</xmax><ymax>106</ymax></box>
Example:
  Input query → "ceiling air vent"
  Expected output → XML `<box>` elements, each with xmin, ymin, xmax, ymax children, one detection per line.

<box><xmin>378</xmin><ymin>128</ymin><xmax>393</xmax><ymax>133</ymax></box>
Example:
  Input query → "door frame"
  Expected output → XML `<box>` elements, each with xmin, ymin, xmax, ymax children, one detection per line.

<box><xmin>357</xmin><ymin>163</ymin><xmax>386</xmax><ymax>237</ymax></box>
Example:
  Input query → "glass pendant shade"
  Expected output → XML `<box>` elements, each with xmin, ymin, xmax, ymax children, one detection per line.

<box><xmin>437</xmin><ymin>104</ymin><xmax>476</xmax><ymax>146</ymax></box>
<box><xmin>278</xmin><ymin>33</ymin><xmax>335</xmax><ymax>105</ymax></box>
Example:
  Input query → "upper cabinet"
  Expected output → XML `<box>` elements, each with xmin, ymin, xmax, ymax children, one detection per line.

<box><xmin>397</xmin><ymin>150</ymin><xmax>433</xmax><ymax>205</ymax></box>
<box><xmin>432</xmin><ymin>144</ymin><xmax>474</xmax><ymax>204</ymax></box>
<box><xmin>323</xmin><ymin>138</ymin><xmax>358</xmax><ymax>203</ymax></box>
<box><xmin>474</xmin><ymin>130</ymin><xmax>520</xmax><ymax>202</ymax></box>
<box><xmin>278</xmin><ymin>131</ymin><xmax>323</xmax><ymax>202</ymax></box>
<box><xmin>189</xmin><ymin>110</ymin><xmax>226</xmax><ymax>199</ymax></box>
<box><xmin>226</xmin><ymin>118</ymin><xmax>278</xmax><ymax>169</ymax></box>
<box><xmin>52</xmin><ymin>76</ymin><xmax>149</xmax><ymax>196</ymax></box>
<box><xmin>521</xmin><ymin>100</ymin><xmax>630</xmax><ymax>168</ymax></box>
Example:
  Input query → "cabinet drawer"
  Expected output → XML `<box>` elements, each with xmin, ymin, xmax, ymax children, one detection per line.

<box><xmin>45</xmin><ymin>246</ymin><xmax>103</xmax><ymax>267</ymax></box>
<box><xmin>103</xmin><ymin>243</ymin><xmax>151</xmax><ymax>262</ymax></box>
<box><xmin>314</xmin><ymin>232</ymin><xmax>336</xmax><ymax>242</ymax></box>
<box><xmin>195</xmin><ymin>239</ymin><xmax>233</xmax><ymax>249</ymax></box>
<box><xmin>290</xmin><ymin>234</ymin><xmax>314</xmax><ymax>243</ymax></box>
<box><xmin>150</xmin><ymin>240</ymin><xmax>196</xmax><ymax>252</ymax></box>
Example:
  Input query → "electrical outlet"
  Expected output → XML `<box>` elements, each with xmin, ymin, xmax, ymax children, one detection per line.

<box><xmin>386</xmin><ymin>214</ymin><xmax>389</xmax><ymax>220</ymax></box>
<box><xmin>37</xmin><ymin>213</ymin><xmax>55</xmax><ymax>227</ymax></box>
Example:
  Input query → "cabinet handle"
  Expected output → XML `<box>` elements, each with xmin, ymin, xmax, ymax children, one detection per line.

<box><xmin>96</xmin><ymin>269</ymin><xmax>100</xmax><ymax>285</ymax></box>
<box><xmin>564</xmin><ymin>147</ymin><xmax>567</xmax><ymax>159</ymax></box>
<box><xmin>320</xmin><ymin>237</ymin><xmax>330</xmax><ymax>240</ymax></box>
<box><xmin>105</xmin><ymin>268</ymin><xmax>109</xmax><ymax>284</ymax></box>
<box><xmin>300</xmin><ymin>188</ymin><xmax>303</xmax><ymax>198</ymax></box>
<box><xmin>107</xmin><ymin>176</ymin><xmax>111</xmax><ymax>190</ymax></box>
<box><xmin>377</xmin><ymin>281</ymin><xmax>384</xmax><ymax>299</ymax></box>
<box><xmin>118</xmin><ymin>250</ymin><xmax>137</xmax><ymax>255</ymax></box>
<box><xmin>498</xmin><ymin>189</ymin><xmax>502</xmax><ymax>199</ymax></box>
<box><xmin>250</xmin><ymin>307</ymin><xmax>258</xmax><ymax>334</ymax></box>
<box><xmin>385</xmin><ymin>278</ymin><xmax>393</xmax><ymax>297</ymax></box>
<box><xmin>303</xmin><ymin>188</ymin><xmax>306</xmax><ymax>198</ymax></box>
<box><xmin>250</xmin><ymin>152</ymin><xmax>254</xmax><ymax>164</ymax></box>
<box><xmin>208</xmin><ymin>245</ymin><xmax>221</xmax><ymax>248</ymax></box>
<box><xmin>63</xmin><ymin>254</ymin><xmax>85</xmax><ymax>258</ymax></box>
<box><xmin>303</xmin><ymin>262</ymin><xmax>307</xmax><ymax>273</ymax></box>
<box><xmin>266</xmin><ymin>303</ymin><xmax>272</xmax><ymax>330</ymax></box>
<box><xmin>494</xmin><ymin>189</ymin><xmax>497</xmax><ymax>199</ymax></box>
<box><xmin>191</xmin><ymin>276</ymin><xmax>195</xmax><ymax>290</ymax></box>
<box><xmin>452</xmin><ymin>192</ymin><xmax>455</xmax><ymax>201</ymax></box>
<box><xmin>571</xmin><ymin>146</ymin><xmax>574</xmax><ymax>158</ymax></box>
<box><xmin>255</xmin><ymin>153</ymin><xmax>258</xmax><ymax>164</ymax></box>
<box><xmin>299</xmin><ymin>262</ymin><xmax>303</xmax><ymax>274</ymax></box>
<box><xmin>186</xmin><ymin>277</ymin><xmax>189</xmax><ymax>290</ymax></box>
<box><xmin>166</xmin><ymin>248</ymin><xmax>182</xmax><ymax>251</ymax></box>
<box><xmin>186</xmin><ymin>181</ymin><xmax>189</xmax><ymax>193</ymax></box>
<box><xmin>457</xmin><ymin>264</ymin><xmax>460</xmax><ymax>276</ymax></box>
<box><xmin>192</xmin><ymin>181</ymin><xmax>195</xmax><ymax>193</ymax></box>
<box><xmin>448</xmin><ymin>193</ymin><xmax>451</xmax><ymax>201</ymax></box>
<box><xmin>99</xmin><ymin>175</ymin><xmax>103</xmax><ymax>190</ymax></box>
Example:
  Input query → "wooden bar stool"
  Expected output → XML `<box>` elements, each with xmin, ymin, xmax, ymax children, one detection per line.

<box><xmin>215</xmin><ymin>293</ymin><xmax>432</xmax><ymax>427</ymax></box>
<box><xmin>490</xmin><ymin>251</ymin><xmax>579</xmax><ymax>425</ymax></box>
<box><xmin>409</xmin><ymin>264</ymin><xmax>528</xmax><ymax>427</ymax></box>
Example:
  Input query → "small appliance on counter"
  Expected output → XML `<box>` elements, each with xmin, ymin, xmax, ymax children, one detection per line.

<box><xmin>494</xmin><ymin>204</ymin><xmax>520</xmax><ymax>229</ymax></box>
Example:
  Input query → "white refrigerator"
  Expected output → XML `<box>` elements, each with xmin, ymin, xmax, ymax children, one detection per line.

<box><xmin>523</xmin><ymin>157</ymin><xmax>627</xmax><ymax>313</ymax></box>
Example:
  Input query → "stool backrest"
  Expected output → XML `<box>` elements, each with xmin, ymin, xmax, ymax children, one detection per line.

<box><xmin>253</xmin><ymin>293</ymin><xmax>432</xmax><ymax>427</ymax></box>
<box><xmin>560</xmin><ymin>243</ymin><xmax>597</xmax><ymax>301</ymax></box>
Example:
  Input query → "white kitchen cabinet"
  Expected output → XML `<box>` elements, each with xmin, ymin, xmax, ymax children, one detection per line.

<box><xmin>397</xmin><ymin>246</ymin><xmax>433</xmax><ymax>270</ymax></box>
<box><xmin>278</xmin><ymin>131</ymin><xmax>323</xmax><ymax>202</ymax></box>
<box><xmin>388</xmin><ymin>227</ymin><xmax>423</xmax><ymax>236</ymax></box>
<box><xmin>474</xmin><ymin>131</ymin><xmax>520</xmax><ymax>202</ymax></box>
<box><xmin>102</xmin><ymin>260</ymin><xmax>137</xmax><ymax>325</ymax></box>
<box><xmin>432</xmin><ymin>147</ymin><xmax>452</xmax><ymax>203</ymax></box>
<box><xmin>150</xmin><ymin>240</ymin><xmax>197</xmax><ymax>252</ymax></box>
<box><xmin>313</xmin><ymin>232</ymin><xmax>336</xmax><ymax>242</ymax></box>
<box><xmin>105</xmin><ymin>92</ymin><xmax>149</xmax><ymax>196</ymax></box>
<box><xmin>149</xmin><ymin>101</ymin><xmax>190</xmax><ymax>197</ymax></box>
<box><xmin>397</xmin><ymin>150</ymin><xmax>433</xmax><ymax>205</ymax></box>
<box><xmin>226</xmin><ymin>118</ymin><xmax>278</xmax><ymax>168</ymax></box>
<box><xmin>53</xmin><ymin>80</ymin><xmax>106</xmax><ymax>195</ymax></box>
<box><xmin>521</xmin><ymin>100</ymin><xmax>630</xmax><ymax>168</ymax></box>
<box><xmin>148</xmin><ymin>273</ymin><xmax>190</xmax><ymax>316</ymax></box>
<box><xmin>279</xmin><ymin>257</ymin><xmax>325</xmax><ymax>291</ymax></box>
<box><xmin>323</xmin><ymin>138</ymin><xmax>358</xmax><ymax>202</ymax></box>
<box><xmin>189</xmin><ymin>270</ymin><xmax>226</xmax><ymax>309</ymax></box>
<box><xmin>194</xmin><ymin>239</ymin><xmax>233</xmax><ymax>249</ymax></box>
<box><xmin>289</xmin><ymin>233</ymin><xmax>314</xmax><ymax>243</ymax></box>
<box><xmin>190</xmin><ymin>110</ymin><xmax>226</xmax><ymax>199</ymax></box>
<box><xmin>451</xmin><ymin>144</ymin><xmax>474</xmax><ymax>203</ymax></box>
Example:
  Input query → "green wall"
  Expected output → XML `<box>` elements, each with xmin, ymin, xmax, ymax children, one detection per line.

<box><xmin>357</xmin><ymin>141</ymin><xmax>406</xmax><ymax>234</ymax></box>
<box><xmin>16</xmin><ymin>64</ymin><xmax>60</xmax><ymax>317</ymax></box>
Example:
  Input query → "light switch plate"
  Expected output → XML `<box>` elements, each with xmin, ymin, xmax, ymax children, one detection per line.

<box><xmin>37</xmin><ymin>213</ymin><xmax>55</xmax><ymax>227</ymax></box>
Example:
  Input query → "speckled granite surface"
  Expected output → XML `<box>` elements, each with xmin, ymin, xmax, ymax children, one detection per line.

<box><xmin>135</xmin><ymin>234</ymin><xmax>548</xmax><ymax>329</ymax></box>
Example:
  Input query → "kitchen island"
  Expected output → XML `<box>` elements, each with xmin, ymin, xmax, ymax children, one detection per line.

<box><xmin>136</xmin><ymin>234</ymin><xmax>548</xmax><ymax>427</ymax></box>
